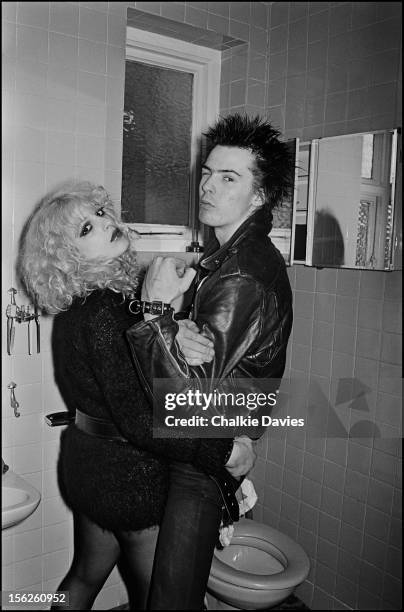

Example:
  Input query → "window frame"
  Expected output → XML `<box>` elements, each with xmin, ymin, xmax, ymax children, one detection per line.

<box><xmin>124</xmin><ymin>27</ymin><xmax>221</xmax><ymax>252</ymax></box>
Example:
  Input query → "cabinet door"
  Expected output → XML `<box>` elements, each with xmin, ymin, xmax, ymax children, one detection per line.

<box><xmin>390</xmin><ymin>132</ymin><xmax>402</xmax><ymax>270</ymax></box>
<box><xmin>297</xmin><ymin>129</ymin><xmax>402</xmax><ymax>270</ymax></box>
<box><xmin>291</xmin><ymin>139</ymin><xmax>312</xmax><ymax>265</ymax></box>
<box><xmin>271</xmin><ymin>138</ymin><xmax>297</xmax><ymax>266</ymax></box>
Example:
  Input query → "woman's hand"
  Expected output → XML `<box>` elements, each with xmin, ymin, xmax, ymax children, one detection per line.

<box><xmin>225</xmin><ymin>436</ymin><xmax>256</xmax><ymax>478</ymax></box>
<box><xmin>176</xmin><ymin>320</ymin><xmax>214</xmax><ymax>366</ymax></box>
<box><xmin>142</xmin><ymin>257</ymin><xmax>196</xmax><ymax>304</ymax></box>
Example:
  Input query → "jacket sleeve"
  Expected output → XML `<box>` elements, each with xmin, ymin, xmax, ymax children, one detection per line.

<box><xmin>126</xmin><ymin>274</ymin><xmax>270</xmax><ymax>392</ymax></box>
<box><xmin>80</xmin><ymin>304</ymin><xmax>233</xmax><ymax>476</ymax></box>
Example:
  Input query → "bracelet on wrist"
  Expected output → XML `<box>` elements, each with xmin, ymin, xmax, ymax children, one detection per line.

<box><xmin>128</xmin><ymin>299</ymin><xmax>174</xmax><ymax>316</ymax></box>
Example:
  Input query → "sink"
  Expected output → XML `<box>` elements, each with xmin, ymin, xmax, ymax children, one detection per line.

<box><xmin>3</xmin><ymin>487</ymin><xmax>29</xmax><ymax>506</ymax></box>
<box><xmin>2</xmin><ymin>470</ymin><xmax>41</xmax><ymax>530</ymax></box>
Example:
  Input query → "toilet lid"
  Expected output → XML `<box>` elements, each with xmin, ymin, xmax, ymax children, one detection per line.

<box><xmin>210</xmin><ymin>521</ymin><xmax>310</xmax><ymax>590</ymax></box>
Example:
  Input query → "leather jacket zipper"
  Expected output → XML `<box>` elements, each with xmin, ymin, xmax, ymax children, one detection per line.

<box><xmin>192</xmin><ymin>275</ymin><xmax>209</xmax><ymax>319</ymax></box>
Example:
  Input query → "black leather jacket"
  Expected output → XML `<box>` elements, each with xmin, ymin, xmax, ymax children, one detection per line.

<box><xmin>126</xmin><ymin>207</ymin><xmax>293</xmax><ymax>396</ymax></box>
<box><xmin>126</xmin><ymin>208</ymin><xmax>293</xmax><ymax>523</ymax></box>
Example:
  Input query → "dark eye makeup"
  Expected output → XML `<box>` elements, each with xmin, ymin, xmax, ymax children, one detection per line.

<box><xmin>78</xmin><ymin>207</ymin><xmax>108</xmax><ymax>237</ymax></box>
<box><xmin>80</xmin><ymin>222</ymin><xmax>92</xmax><ymax>237</ymax></box>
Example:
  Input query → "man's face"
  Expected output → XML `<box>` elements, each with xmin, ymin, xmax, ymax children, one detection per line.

<box><xmin>199</xmin><ymin>145</ymin><xmax>262</xmax><ymax>245</ymax></box>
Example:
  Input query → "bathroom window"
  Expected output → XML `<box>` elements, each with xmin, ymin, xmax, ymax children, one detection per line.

<box><xmin>122</xmin><ymin>61</ymin><xmax>193</xmax><ymax>225</ymax></box>
<box><xmin>122</xmin><ymin>28</ymin><xmax>221</xmax><ymax>250</ymax></box>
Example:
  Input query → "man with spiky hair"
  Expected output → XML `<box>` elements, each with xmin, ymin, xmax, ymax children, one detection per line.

<box><xmin>126</xmin><ymin>114</ymin><xmax>294</xmax><ymax>610</ymax></box>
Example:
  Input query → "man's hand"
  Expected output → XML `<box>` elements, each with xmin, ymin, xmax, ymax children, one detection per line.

<box><xmin>176</xmin><ymin>320</ymin><xmax>214</xmax><ymax>366</ymax></box>
<box><xmin>225</xmin><ymin>436</ymin><xmax>256</xmax><ymax>478</ymax></box>
<box><xmin>142</xmin><ymin>257</ymin><xmax>196</xmax><ymax>304</ymax></box>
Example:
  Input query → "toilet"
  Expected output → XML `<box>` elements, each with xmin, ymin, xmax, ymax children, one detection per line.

<box><xmin>207</xmin><ymin>518</ymin><xmax>310</xmax><ymax>610</ymax></box>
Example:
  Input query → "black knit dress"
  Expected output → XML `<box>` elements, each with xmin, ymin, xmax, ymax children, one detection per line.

<box><xmin>52</xmin><ymin>290</ymin><xmax>232</xmax><ymax>532</ymax></box>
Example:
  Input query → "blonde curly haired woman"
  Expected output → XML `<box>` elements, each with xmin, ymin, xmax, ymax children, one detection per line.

<box><xmin>18</xmin><ymin>182</ymin><xmax>240</xmax><ymax>610</ymax></box>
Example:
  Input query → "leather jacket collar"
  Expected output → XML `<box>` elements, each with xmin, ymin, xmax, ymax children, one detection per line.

<box><xmin>200</xmin><ymin>207</ymin><xmax>272</xmax><ymax>272</ymax></box>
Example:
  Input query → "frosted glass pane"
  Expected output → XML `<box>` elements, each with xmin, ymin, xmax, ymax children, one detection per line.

<box><xmin>361</xmin><ymin>134</ymin><xmax>374</xmax><ymax>179</ymax></box>
<box><xmin>121</xmin><ymin>60</ymin><xmax>193</xmax><ymax>225</ymax></box>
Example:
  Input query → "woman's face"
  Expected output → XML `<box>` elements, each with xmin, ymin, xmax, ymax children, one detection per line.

<box><xmin>72</xmin><ymin>203</ymin><xmax>129</xmax><ymax>260</ymax></box>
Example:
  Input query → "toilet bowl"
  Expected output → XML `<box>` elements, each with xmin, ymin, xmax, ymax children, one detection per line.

<box><xmin>207</xmin><ymin>518</ymin><xmax>310</xmax><ymax>610</ymax></box>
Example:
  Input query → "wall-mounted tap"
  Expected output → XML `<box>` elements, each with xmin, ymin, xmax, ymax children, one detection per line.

<box><xmin>6</xmin><ymin>288</ymin><xmax>40</xmax><ymax>355</ymax></box>
<box><xmin>7</xmin><ymin>382</ymin><xmax>20</xmax><ymax>417</ymax></box>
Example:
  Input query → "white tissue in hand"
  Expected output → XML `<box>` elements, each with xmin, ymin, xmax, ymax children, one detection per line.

<box><xmin>218</xmin><ymin>479</ymin><xmax>258</xmax><ymax>547</ymax></box>
<box><xmin>219</xmin><ymin>524</ymin><xmax>234</xmax><ymax>547</ymax></box>
<box><xmin>238</xmin><ymin>478</ymin><xmax>258</xmax><ymax>516</ymax></box>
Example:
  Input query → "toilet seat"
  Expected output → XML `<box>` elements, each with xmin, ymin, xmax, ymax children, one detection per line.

<box><xmin>210</xmin><ymin>519</ymin><xmax>310</xmax><ymax>590</ymax></box>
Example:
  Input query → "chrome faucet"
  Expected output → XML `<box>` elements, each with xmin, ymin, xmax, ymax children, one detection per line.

<box><xmin>7</xmin><ymin>382</ymin><xmax>20</xmax><ymax>417</ymax></box>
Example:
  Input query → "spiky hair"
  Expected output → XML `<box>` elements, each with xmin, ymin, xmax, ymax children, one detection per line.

<box><xmin>204</xmin><ymin>114</ymin><xmax>295</xmax><ymax>214</ymax></box>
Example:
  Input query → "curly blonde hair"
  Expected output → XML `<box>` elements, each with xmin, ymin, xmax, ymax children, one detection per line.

<box><xmin>18</xmin><ymin>181</ymin><xmax>140</xmax><ymax>314</ymax></box>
